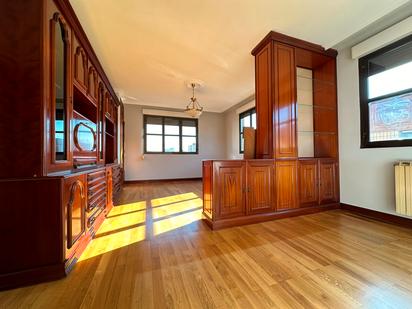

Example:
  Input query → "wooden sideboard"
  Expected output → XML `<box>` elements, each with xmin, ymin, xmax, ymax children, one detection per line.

<box><xmin>203</xmin><ymin>159</ymin><xmax>339</xmax><ymax>229</ymax></box>
<box><xmin>202</xmin><ymin>32</ymin><xmax>339</xmax><ymax>229</ymax></box>
<box><xmin>0</xmin><ymin>0</ymin><xmax>124</xmax><ymax>289</ymax></box>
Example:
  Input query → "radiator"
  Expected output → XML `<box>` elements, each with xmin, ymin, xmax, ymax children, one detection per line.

<box><xmin>395</xmin><ymin>161</ymin><xmax>412</xmax><ymax>216</ymax></box>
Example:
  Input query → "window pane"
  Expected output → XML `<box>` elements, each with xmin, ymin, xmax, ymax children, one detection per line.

<box><xmin>146</xmin><ymin>124</ymin><xmax>162</xmax><ymax>134</ymax></box>
<box><xmin>55</xmin><ymin>119</ymin><xmax>65</xmax><ymax>133</ymax></box>
<box><xmin>146</xmin><ymin>135</ymin><xmax>162</xmax><ymax>152</ymax></box>
<box><xmin>369</xmin><ymin>93</ymin><xmax>412</xmax><ymax>142</ymax></box>
<box><xmin>368</xmin><ymin>61</ymin><xmax>412</xmax><ymax>99</ymax></box>
<box><xmin>251</xmin><ymin>113</ymin><xmax>256</xmax><ymax>128</ymax></box>
<box><xmin>165</xmin><ymin>125</ymin><xmax>179</xmax><ymax>135</ymax></box>
<box><xmin>182</xmin><ymin>136</ymin><xmax>197</xmax><ymax>152</ymax></box>
<box><xmin>366</xmin><ymin>40</ymin><xmax>412</xmax><ymax>100</ymax></box>
<box><xmin>182</xmin><ymin>126</ymin><xmax>196</xmax><ymax>136</ymax></box>
<box><xmin>182</xmin><ymin>119</ymin><xmax>196</xmax><ymax>127</ymax></box>
<box><xmin>165</xmin><ymin>136</ymin><xmax>180</xmax><ymax>152</ymax></box>
<box><xmin>241</xmin><ymin>115</ymin><xmax>251</xmax><ymax>131</ymax></box>
<box><xmin>240</xmin><ymin>134</ymin><xmax>244</xmax><ymax>152</ymax></box>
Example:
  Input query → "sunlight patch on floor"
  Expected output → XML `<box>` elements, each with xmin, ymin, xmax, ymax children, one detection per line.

<box><xmin>151</xmin><ymin>192</ymin><xmax>198</xmax><ymax>207</ymax></box>
<box><xmin>153</xmin><ymin>208</ymin><xmax>202</xmax><ymax>236</ymax></box>
<box><xmin>108</xmin><ymin>201</ymin><xmax>147</xmax><ymax>216</ymax></box>
<box><xmin>79</xmin><ymin>225</ymin><xmax>146</xmax><ymax>261</ymax></box>
<box><xmin>152</xmin><ymin>198</ymin><xmax>202</xmax><ymax>219</ymax></box>
<box><xmin>78</xmin><ymin>193</ymin><xmax>203</xmax><ymax>260</ymax></box>
<box><xmin>97</xmin><ymin>211</ymin><xmax>146</xmax><ymax>234</ymax></box>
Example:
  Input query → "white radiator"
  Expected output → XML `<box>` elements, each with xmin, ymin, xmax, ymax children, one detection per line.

<box><xmin>395</xmin><ymin>161</ymin><xmax>412</xmax><ymax>216</ymax></box>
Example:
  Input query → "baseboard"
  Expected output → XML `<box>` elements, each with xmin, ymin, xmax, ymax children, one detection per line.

<box><xmin>341</xmin><ymin>203</ymin><xmax>412</xmax><ymax>229</ymax></box>
<box><xmin>204</xmin><ymin>203</ymin><xmax>340</xmax><ymax>230</ymax></box>
<box><xmin>0</xmin><ymin>263</ymin><xmax>66</xmax><ymax>291</ymax></box>
<box><xmin>124</xmin><ymin>177</ymin><xmax>202</xmax><ymax>184</ymax></box>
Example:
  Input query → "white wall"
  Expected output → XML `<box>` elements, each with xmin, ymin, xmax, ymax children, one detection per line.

<box><xmin>337</xmin><ymin>47</ymin><xmax>412</xmax><ymax>217</ymax></box>
<box><xmin>124</xmin><ymin>104</ymin><xmax>226</xmax><ymax>181</ymax></box>
<box><xmin>224</xmin><ymin>107</ymin><xmax>242</xmax><ymax>160</ymax></box>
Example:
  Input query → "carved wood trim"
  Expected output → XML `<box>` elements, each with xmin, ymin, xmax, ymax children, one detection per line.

<box><xmin>74</xmin><ymin>46</ymin><xmax>87</xmax><ymax>88</ymax></box>
<box><xmin>53</xmin><ymin>0</ymin><xmax>120</xmax><ymax>106</ymax></box>
<box><xmin>73</xmin><ymin>122</ymin><xmax>97</xmax><ymax>152</ymax></box>
<box><xmin>87</xmin><ymin>66</ymin><xmax>98</xmax><ymax>99</ymax></box>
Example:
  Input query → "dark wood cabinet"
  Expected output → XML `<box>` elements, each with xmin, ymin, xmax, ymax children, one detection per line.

<box><xmin>213</xmin><ymin>161</ymin><xmax>246</xmax><ymax>218</ymax></box>
<box><xmin>319</xmin><ymin>160</ymin><xmax>338</xmax><ymax>203</ymax></box>
<box><xmin>247</xmin><ymin>160</ymin><xmax>274</xmax><ymax>214</ymax></box>
<box><xmin>298</xmin><ymin>160</ymin><xmax>318</xmax><ymax>206</ymax></box>
<box><xmin>276</xmin><ymin>160</ymin><xmax>298</xmax><ymax>210</ymax></box>
<box><xmin>0</xmin><ymin>0</ymin><xmax>124</xmax><ymax>289</ymax></box>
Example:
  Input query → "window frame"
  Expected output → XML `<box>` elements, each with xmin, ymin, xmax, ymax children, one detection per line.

<box><xmin>143</xmin><ymin>115</ymin><xmax>198</xmax><ymax>154</ymax></box>
<box><xmin>359</xmin><ymin>34</ymin><xmax>412</xmax><ymax>148</ymax></box>
<box><xmin>239</xmin><ymin>107</ymin><xmax>256</xmax><ymax>153</ymax></box>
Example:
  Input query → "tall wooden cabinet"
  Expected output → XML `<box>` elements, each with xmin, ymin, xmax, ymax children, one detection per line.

<box><xmin>253</xmin><ymin>31</ymin><xmax>339</xmax><ymax>212</ymax></box>
<box><xmin>0</xmin><ymin>0</ymin><xmax>124</xmax><ymax>289</ymax></box>
<box><xmin>203</xmin><ymin>31</ymin><xmax>339</xmax><ymax>229</ymax></box>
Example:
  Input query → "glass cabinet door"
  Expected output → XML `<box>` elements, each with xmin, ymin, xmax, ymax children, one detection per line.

<box><xmin>52</xmin><ymin>14</ymin><xmax>69</xmax><ymax>162</ymax></box>
<box><xmin>67</xmin><ymin>178</ymin><xmax>86</xmax><ymax>249</ymax></box>
<box><xmin>98</xmin><ymin>85</ymin><xmax>105</xmax><ymax>161</ymax></box>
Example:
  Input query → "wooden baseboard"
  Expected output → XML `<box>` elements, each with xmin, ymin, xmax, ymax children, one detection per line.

<box><xmin>341</xmin><ymin>203</ymin><xmax>412</xmax><ymax>229</ymax></box>
<box><xmin>0</xmin><ymin>263</ymin><xmax>66</xmax><ymax>291</ymax></box>
<box><xmin>124</xmin><ymin>177</ymin><xmax>202</xmax><ymax>184</ymax></box>
<box><xmin>204</xmin><ymin>203</ymin><xmax>340</xmax><ymax>230</ymax></box>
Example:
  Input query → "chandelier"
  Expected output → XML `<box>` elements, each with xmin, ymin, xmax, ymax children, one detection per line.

<box><xmin>184</xmin><ymin>83</ymin><xmax>203</xmax><ymax>118</ymax></box>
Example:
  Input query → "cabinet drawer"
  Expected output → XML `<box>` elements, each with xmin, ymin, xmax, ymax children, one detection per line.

<box><xmin>87</xmin><ymin>169</ymin><xmax>106</xmax><ymax>182</ymax></box>
<box><xmin>88</xmin><ymin>181</ymin><xmax>106</xmax><ymax>195</ymax></box>
<box><xmin>88</xmin><ymin>191</ymin><xmax>106</xmax><ymax>211</ymax></box>
<box><xmin>87</xmin><ymin>207</ymin><xmax>104</xmax><ymax>228</ymax></box>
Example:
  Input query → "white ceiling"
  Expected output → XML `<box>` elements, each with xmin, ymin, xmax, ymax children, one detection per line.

<box><xmin>70</xmin><ymin>0</ymin><xmax>408</xmax><ymax>112</ymax></box>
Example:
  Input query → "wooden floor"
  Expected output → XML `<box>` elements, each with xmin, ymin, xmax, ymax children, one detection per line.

<box><xmin>1</xmin><ymin>180</ymin><xmax>412</xmax><ymax>308</ymax></box>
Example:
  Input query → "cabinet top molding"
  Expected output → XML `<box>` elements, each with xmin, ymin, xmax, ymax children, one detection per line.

<box><xmin>251</xmin><ymin>31</ymin><xmax>338</xmax><ymax>57</ymax></box>
<box><xmin>54</xmin><ymin>0</ymin><xmax>121</xmax><ymax>107</ymax></box>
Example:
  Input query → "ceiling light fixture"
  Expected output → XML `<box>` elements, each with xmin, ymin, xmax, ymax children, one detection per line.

<box><xmin>184</xmin><ymin>83</ymin><xmax>203</xmax><ymax>118</ymax></box>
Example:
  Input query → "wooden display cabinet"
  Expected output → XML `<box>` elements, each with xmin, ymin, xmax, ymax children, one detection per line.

<box><xmin>203</xmin><ymin>31</ymin><xmax>339</xmax><ymax>230</ymax></box>
<box><xmin>0</xmin><ymin>0</ymin><xmax>124</xmax><ymax>289</ymax></box>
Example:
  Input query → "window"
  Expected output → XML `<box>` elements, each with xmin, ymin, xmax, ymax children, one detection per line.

<box><xmin>144</xmin><ymin>115</ymin><xmax>198</xmax><ymax>154</ymax></box>
<box><xmin>359</xmin><ymin>34</ymin><xmax>412</xmax><ymax>148</ymax></box>
<box><xmin>239</xmin><ymin>108</ymin><xmax>256</xmax><ymax>153</ymax></box>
